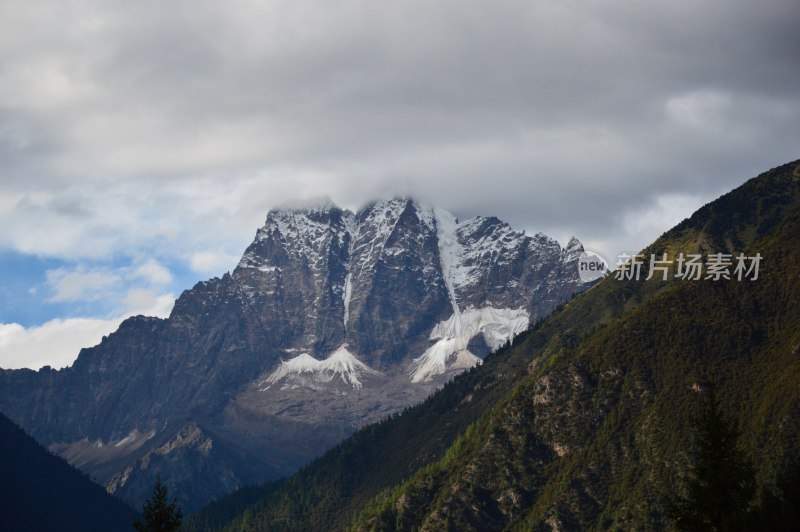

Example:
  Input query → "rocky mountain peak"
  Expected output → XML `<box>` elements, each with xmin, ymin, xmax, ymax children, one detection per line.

<box><xmin>0</xmin><ymin>198</ymin><xmax>589</xmax><ymax>512</ymax></box>
<box><xmin>565</xmin><ymin>235</ymin><xmax>584</xmax><ymax>253</ymax></box>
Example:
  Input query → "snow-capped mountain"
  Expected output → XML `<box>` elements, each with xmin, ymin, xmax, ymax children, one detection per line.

<box><xmin>236</xmin><ymin>199</ymin><xmax>584</xmax><ymax>383</ymax></box>
<box><xmin>0</xmin><ymin>198</ymin><xmax>588</xmax><ymax>512</ymax></box>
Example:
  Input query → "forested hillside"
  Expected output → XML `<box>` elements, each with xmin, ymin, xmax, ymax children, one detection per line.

<box><xmin>189</xmin><ymin>159</ymin><xmax>800</xmax><ymax>530</ymax></box>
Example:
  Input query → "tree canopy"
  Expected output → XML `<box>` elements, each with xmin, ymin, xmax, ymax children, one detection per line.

<box><xmin>133</xmin><ymin>476</ymin><xmax>182</xmax><ymax>532</ymax></box>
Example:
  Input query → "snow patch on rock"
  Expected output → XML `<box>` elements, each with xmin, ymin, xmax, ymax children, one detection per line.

<box><xmin>263</xmin><ymin>345</ymin><xmax>382</xmax><ymax>390</ymax></box>
<box><xmin>434</xmin><ymin>208</ymin><xmax>463</xmax><ymax>314</ymax></box>
<box><xmin>409</xmin><ymin>306</ymin><xmax>529</xmax><ymax>383</ymax></box>
<box><xmin>320</xmin><ymin>345</ymin><xmax>382</xmax><ymax>388</ymax></box>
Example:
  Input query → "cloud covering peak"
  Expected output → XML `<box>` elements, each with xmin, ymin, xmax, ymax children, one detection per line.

<box><xmin>0</xmin><ymin>0</ymin><xmax>798</xmax><ymax>368</ymax></box>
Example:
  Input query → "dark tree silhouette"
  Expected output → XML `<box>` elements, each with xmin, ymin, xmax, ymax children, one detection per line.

<box><xmin>670</xmin><ymin>385</ymin><xmax>755</xmax><ymax>531</ymax></box>
<box><xmin>133</xmin><ymin>475</ymin><xmax>182</xmax><ymax>532</ymax></box>
<box><xmin>753</xmin><ymin>460</ymin><xmax>800</xmax><ymax>531</ymax></box>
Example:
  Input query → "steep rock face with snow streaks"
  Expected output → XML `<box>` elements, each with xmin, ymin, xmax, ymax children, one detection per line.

<box><xmin>0</xmin><ymin>198</ymin><xmax>586</xmax><ymax>512</ymax></box>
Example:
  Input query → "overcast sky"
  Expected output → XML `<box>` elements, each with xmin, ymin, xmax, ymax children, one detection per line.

<box><xmin>1</xmin><ymin>0</ymin><xmax>798</xmax><ymax>369</ymax></box>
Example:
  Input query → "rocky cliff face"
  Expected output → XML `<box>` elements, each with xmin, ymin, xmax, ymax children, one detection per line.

<box><xmin>0</xmin><ymin>198</ymin><xmax>588</xmax><ymax>512</ymax></box>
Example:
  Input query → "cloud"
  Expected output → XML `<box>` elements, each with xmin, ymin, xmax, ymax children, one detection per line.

<box><xmin>0</xmin><ymin>0</ymin><xmax>796</xmax><ymax>269</ymax></box>
<box><xmin>0</xmin><ymin>292</ymin><xmax>175</xmax><ymax>371</ymax></box>
<box><xmin>121</xmin><ymin>289</ymin><xmax>175</xmax><ymax>318</ymax></box>
<box><xmin>134</xmin><ymin>258</ymin><xmax>173</xmax><ymax>285</ymax></box>
<box><xmin>0</xmin><ymin>318</ymin><xmax>123</xmax><ymax>370</ymax></box>
<box><xmin>43</xmin><ymin>259</ymin><xmax>174</xmax><ymax>303</ymax></box>
<box><xmin>188</xmin><ymin>251</ymin><xmax>240</xmax><ymax>275</ymax></box>
<box><xmin>45</xmin><ymin>266</ymin><xmax>120</xmax><ymax>303</ymax></box>
<box><xmin>665</xmin><ymin>90</ymin><xmax>733</xmax><ymax>129</ymax></box>
<box><xmin>0</xmin><ymin>0</ymin><xmax>798</xmax><ymax>367</ymax></box>
<box><xmin>584</xmin><ymin>192</ymin><xmax>711</xmax><ymax>261</ymax></box>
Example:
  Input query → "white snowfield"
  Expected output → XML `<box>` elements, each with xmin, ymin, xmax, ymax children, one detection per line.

<box><xmin>264</xmin><ymin>344</ymin><xmax>382</xmax><ymax>390</ymax></box>
<box><xmin>408</xmin><ymin>306</ymin><xmax>529</xmax><ymax>383</ymax></box>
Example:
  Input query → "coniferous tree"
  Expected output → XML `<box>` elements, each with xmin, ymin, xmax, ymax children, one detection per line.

<box><xmin>670</xmin><ymin>385</ymin><xmax>755</xmax><ymax>531</ymax></box>
<box><xmin>133</xmin><ymin>475</ymin><xmax>182</xmax><ymax>532</ymax></box>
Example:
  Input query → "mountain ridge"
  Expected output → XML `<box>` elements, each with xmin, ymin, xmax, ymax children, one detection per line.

<box><xmin>187</xmin><ymin>159</ymin><xmax>800</xmax><ymax>531</ymax></box>
<box><xmin>0</xmin><ymin>411</ymin><xmax>140</xmax><ymax>531</ymax></box>
<box><xmin>0</xmin><ymin>197</ymin><xmax>587</xmax><ymax>513</ymax></box>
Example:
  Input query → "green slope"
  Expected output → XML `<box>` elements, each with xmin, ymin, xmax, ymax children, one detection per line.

<box><xmin>189</xmin><ymin>159</ymin><xmax>800</xmax><ymax>531</ymax></box>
